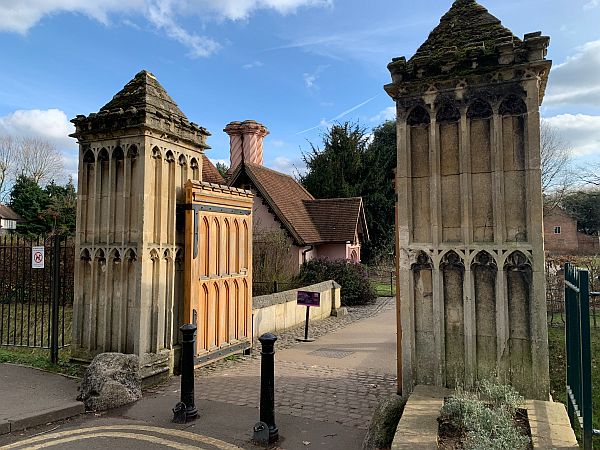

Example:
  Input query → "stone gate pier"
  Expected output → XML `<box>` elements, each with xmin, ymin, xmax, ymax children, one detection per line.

<box><xmin>386</xmin><ymin>0</ymin><xmax>552</xmax><ymax>399</ymax></box>
<box><xmin>70</xmin><ymin>71</ymin><xmax>253</xmax><ymax>381</ymax></box>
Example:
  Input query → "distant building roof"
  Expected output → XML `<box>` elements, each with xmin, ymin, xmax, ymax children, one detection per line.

<box><xmin>0</xmin><ymin>205</ymin><xmax>23</xmax><ymax>222</ymax></box>
<box><xmin>202</xmin><ymin>155</ymin><xmax>226</xmax><ymax>185</ymax></box>
<box><xmin>303</xmin><ymin>197</ymin><xmax>368</xmax><ymax>244</ymax></box>
<box><xmin>229</xmin><ymin>162</ymin><xmax>368</xmax><ymax>246</ymax></box>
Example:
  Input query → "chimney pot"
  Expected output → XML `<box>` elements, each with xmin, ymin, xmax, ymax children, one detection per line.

<box><xmin>224</xmin><ymin>120</ymin><xmax>269</xmax><ymax>170</ymax></box>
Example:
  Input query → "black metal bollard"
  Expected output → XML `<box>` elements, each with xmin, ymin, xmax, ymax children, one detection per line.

<box><xmin>173</xmin><ymin>323</ymin><xmax>198</xmax><ymax>423</ymax></box>
<box><xmin>254</xmin><ymin>333</ymin><xmax>279</xmax><ymax>445</ymax></box>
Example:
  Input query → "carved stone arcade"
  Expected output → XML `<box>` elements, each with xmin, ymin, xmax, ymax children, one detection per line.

<box><xmin>385</xmin><ymin>0</ymin><xmax>551</xmax><ymax>399</ymax></box>
<box><xmin>70</xmin><ymin>71</ymin><xmax>253</xmax><ymax>381</ymax></box>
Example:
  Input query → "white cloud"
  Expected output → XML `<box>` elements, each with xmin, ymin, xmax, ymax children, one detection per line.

<box><xmin>191</xmin><ymin>0</ymin><xmax>333</xmax><ymax>21</ymax></box>
<box><xmin>543</xmin><ymin>114</ymin><xmax>600</xmax><ymax>157</ymax></box>
<box><xmin>584</xmin><ymin>0</ymin><xmax>599</xmax><ymax>10</ymax></box>
<box><xmin>209</xmin><ymin>158</ymin><xmax>229</xmax><ymax>168</ymax></box>
<box><xmin>0</xmin><ymin>0</ymin><xmax>332</xmax><ymax>57</ymax></box>
<box><xmin>0</xmin><ymin>108</ymin><xmax>79</xmax><ymax>184</ymax></box>
<box><xmin>546</xmin><ymin>40</ymin><xmax>600</xmax><ymax>107</ymax></box>
<box><xmin>303</xmin><ymin>73</ymin><xmax>318</xmax><ymax>88</ymax></box>
<box><xmin>270</xmin><ymin>139</ymin><xmax>286</xmax><ymax>148</ymax></box>
<box><xmin>243</xmin><ymin>60</ymin><xmax>264</xmax><ymax>69</ymax></box>
<box><xmin>370</xmin><ymin>106</ymin><xmax>395</xmax><ymax>123</ymax></box>
<box><xmin>302</xmin><ymin>65</ymin><xmax>329</xmax><ymax>89</ymax></box>
<box><xmin>0</xmin><ymin>108</ymin><xmax>75</xmax><ymax>147</ymax></box>
<box><xmin>146</xmin><ymin>1</ymin><xmax>220</xmax><ymax>58</ymax></box>
<box><xmin>269</xmin><ymin>155</ymin><xmax>305</xmax><ymax>176</ymax></box>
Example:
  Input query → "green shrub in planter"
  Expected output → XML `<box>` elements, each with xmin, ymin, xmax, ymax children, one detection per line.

<box><xmin>439</xmin><ymin>381</ymin><xmax>530</xmax><ymax>450</ymax></box>
<box><xmin>299</xmin><ymin>258</ymin><xmax>377</xmax><ymax>306</ymax></box>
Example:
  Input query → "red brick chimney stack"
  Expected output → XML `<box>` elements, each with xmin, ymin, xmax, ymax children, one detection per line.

<box><xmin>224</xmin><ymin>120</ymin><xmax>269</xmax><ymax>170</ymax></box>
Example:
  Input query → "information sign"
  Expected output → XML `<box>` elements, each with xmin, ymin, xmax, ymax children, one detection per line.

<box><xmin>297</xmin><ymin>291</ymin><xmax>321</xmax><ymax>307</ymax></box>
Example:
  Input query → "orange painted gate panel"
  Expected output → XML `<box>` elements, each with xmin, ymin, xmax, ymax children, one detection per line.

<box><xmin>184</xmin><ymin>181</ymin><xmax>253</xmax><ymax>361</ymax></box>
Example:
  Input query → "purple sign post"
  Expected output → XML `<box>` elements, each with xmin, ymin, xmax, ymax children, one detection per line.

<box><xmin>297</xmin><ymin>291</ymin><xmax>320</xmax><ymax>342</ymax></box>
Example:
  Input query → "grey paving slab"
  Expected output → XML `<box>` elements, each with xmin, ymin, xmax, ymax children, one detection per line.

<box><xmin>276</xmin><ymin>307</ymin><xmax>397</xmax><ymax>374</ymax></box>
<box><xmin>0</xmin><ymin>363</ymin><xmax>84</xmax><ymax>434</ymax></box>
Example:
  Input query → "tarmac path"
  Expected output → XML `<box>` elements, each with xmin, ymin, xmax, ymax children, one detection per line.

<box><xmin>0</xmin><ymin>298</ymin><xmax>397</xmax><ymax>450</ymax></box>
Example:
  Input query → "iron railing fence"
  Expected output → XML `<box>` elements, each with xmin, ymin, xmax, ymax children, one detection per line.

<box><xmin>367</xmin><ymin>268</ymin><xmax>396</xmax><ymax>297</ymax></box>
<box><xmin>565</xmin><ymin>262</ymin><xmax>600</xmax><ymax>450</ymax></box>
<box><xmin>0</xmin><ymin>235</ymin><xmax>74</xmax><ymax>360</ymax></box>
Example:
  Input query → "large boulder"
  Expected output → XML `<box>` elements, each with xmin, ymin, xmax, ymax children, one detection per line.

<box><xmin>77</xmin><ymin>353</ymin><xmax>142</xmax><ymax>411</ymax></box>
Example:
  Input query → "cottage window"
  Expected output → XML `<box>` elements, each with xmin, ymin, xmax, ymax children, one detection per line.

<box><xmin>554</xmin><ymin>226</ymin><xmax>561</xmax><ymax>234</ymax></box>
<box><xmin>0</xmin><ymin>219</ymin><xmax>16</xmax><ymax>230</ymax></box>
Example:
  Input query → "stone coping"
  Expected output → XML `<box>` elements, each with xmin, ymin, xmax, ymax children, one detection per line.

<box><xmin>391</xmin><ymin>385</ymin><xmax>579</xmax><ymax>450</ymax></box>
<box><xmin>252</xmin><ymin>280</ymin><xmax>340</xmax><ymax>310</ymax></box>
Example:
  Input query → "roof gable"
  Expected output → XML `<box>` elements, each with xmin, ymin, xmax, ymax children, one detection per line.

<box><xmin>228</xmin><ymin>162</ymin><xmax>368</xmax><ymax>245</ymax></box>
<box><xmin>0</xmin><ymin>205</ymin><xmax>23</xmax><ymax>221</ymax></box>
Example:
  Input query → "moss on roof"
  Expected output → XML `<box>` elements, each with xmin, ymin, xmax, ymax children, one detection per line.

<box><xmin>100</xmin><ymin>70</ymin><xmax>189</xmax><ymax>120</ymax></box>
<box><xmin>411</xmin><ymin>0</ymin><xmax>520</xmax><ymax>63</ymax></box>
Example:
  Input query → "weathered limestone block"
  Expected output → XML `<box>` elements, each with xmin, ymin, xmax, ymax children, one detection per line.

<box><xmin>77</xmin><ymin>353</ymin><xmax>142</xmax><ymax>411</ymax></box>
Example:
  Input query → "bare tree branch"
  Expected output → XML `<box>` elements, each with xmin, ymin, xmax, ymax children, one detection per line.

<box><xmin>0</xmin><ymin>136</ymin><xmax>17</xmax><ymax>202</ymax></box>
<box><xmin>14</xmin><ymin>137</ymin><xmax>64</xmax><ymax>185</ymax></box>
<box><xmin>540</xmin><ymin>120</ymin><xmax>574</xmax><ymax>208</ymax></box>
<box><xmin>579</xmin><ymin>162</ymin><xmax>600</xmax><ymax>187</ymax></box>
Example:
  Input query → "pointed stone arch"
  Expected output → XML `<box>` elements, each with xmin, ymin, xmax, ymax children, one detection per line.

<box><xmin>469</xmin><ymin>97</ymin><xmax>495</xmax><ymax>242</ymax></box>
<box><xmin>190</xmin><ymin>158</ymin><xmax>200</xmax><ymax>181</ymax></box>
<box><xmin>471</xmin><ymin>250</ymin><xmax>498</xmax><ymax>379</ymax></box>
<box><xmin>126</xmin><ymin>144</ymin><xmax>139</xmax><ymax>159</ymax></box>
<box><xmin>83</xmin><ymin>149</ymin><xmax>95</xmax><ymax>163</ymax></box>
<box><xmin>165</xmin><ymin>150</ymin><xmax>175</xmax><ymax>163</ymax></box>
<box><xmin>499</xmin><ymin>95</ymin><xmax>527</xmax><ymax>116</ymax></box>
<box><xmin>98</xmin><ymin>148</ymin><xmax>109</xmax><ymax>162</ymax></box>
<box><xmin>412</xmin><ymin>250</ymin><xmax>435</xmax><ymax>384</ymax></box>
<box><xmin>467</xmin><ymin>98</ymin><xmax>493</xmax><ymax>119</ymax></box>
<box><xmin>407</xmin><ymin>105</ymin><xmax>431</xmax><ymax>126</ymax></box>
<box><xmin>441</xmin><ymin>250</ymin><xmax>465</xmax><ymax>387</ymax></box>
<box><xmin>112</xmin><ymin>146</ymin><xmax>124</xmax><ymax>161</ymax></box>
<box><xmin>436</xmin><ymin>98</ymin><xmax>460</xmax><ymax>123</ymax></box>
<box><xmin>407</xmin><ymin>105</ymin><xmax>432</xmax><ymax>243</ymax></box>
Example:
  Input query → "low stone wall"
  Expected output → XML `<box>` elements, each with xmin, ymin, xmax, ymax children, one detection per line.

<box><xmin>252</xmin><ymin>280</ymin><xmax>341</xmax><ymax>338</ymax></box>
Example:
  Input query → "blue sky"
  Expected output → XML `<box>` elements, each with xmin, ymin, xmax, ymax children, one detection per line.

<box><xmin>0</xmin><ymin>0</ymin><xmax>599</xmax><ymax>181</ymax></box>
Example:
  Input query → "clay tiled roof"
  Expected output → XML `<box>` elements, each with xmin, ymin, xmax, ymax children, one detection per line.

<box><xmin>303</xmin><ymin>198</ymin><xmax>367</xmax><ymax>243</ymax></box>
<box><xmin>229</xmin><ymin>162</ymin><xmax>368</xmax><ymax>245</ymax></box>
<box><xmin>202</xmin><ymin>155</ymin><xmax>226</xmax><ymax>185</ymax></box>
<box><xmin>100</xmin><ymin>70</ymin><xmax>189</xmax><ymax>120</ymax></box>
<box><xmin>0</xmin><ymin>205</ymin><xmax>22</xmax><ymax>221</ymax></box>
<box><xmin>411</xmin><ymin>0</ymin><xmax>520</xmax><ymax>63</ymax></box>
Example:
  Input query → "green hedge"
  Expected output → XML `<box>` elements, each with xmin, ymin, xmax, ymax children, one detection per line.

<box><xmin>299</xmin><ymin>258</ymin><xmax>377</xmax><ymax>306</ymax></box>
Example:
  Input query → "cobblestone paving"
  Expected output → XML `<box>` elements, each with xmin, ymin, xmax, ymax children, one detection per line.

<box><xmin>194</xmin><ymin>297</ymin><xmax>397</xmax><ymax>430</ymax></box>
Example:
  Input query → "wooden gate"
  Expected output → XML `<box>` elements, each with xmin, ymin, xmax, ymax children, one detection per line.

<box><xmin>183</xmin><ymin>180</ymin><xmax>253</xmax><ymax>363</ymax></box>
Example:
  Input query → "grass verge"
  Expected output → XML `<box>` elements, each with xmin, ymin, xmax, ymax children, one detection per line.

<box><xmin>371</xmin><ymin>281</ymin><xmax>395</xmax><ymax>297</ymax></box>
<box><xmin>0</xmin><ymin>346</ymin><xmax>84</xmax><ymax>378</ymax></box>
<box><xmin>548</xmin><ymin>324</ymin><xmax>600</xmax><ymax>446</ymax></box>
